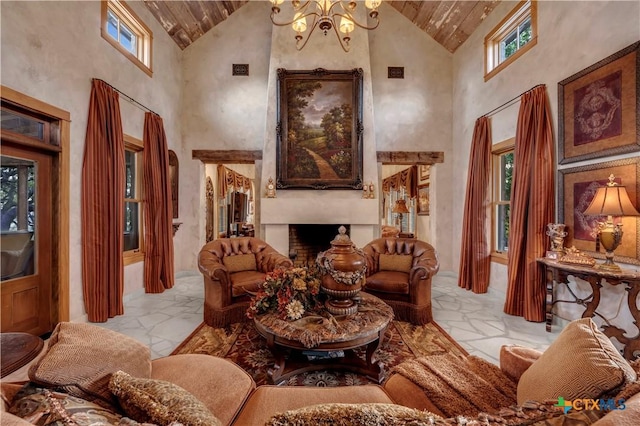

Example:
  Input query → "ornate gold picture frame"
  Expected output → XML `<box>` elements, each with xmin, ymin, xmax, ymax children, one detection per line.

<box><xmin>558</xmin><ymin>41</ymin><xmax>639</xmax><ymax>164</ymax></box>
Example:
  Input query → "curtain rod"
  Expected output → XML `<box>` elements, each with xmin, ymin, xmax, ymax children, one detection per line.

<box><xmin>92</xmin><ymin>78</ymin><xmax>158</xmax><ymax>116</ymax></box>
<box><xmin>483</xmin><ymin>83</ymin><xmax>545</xmax><ymax>118</ymax></box>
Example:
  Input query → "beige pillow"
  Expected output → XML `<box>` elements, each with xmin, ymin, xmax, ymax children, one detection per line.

<box><xmin>109</xmin><ymin>370</ymin><xmax>222</xmax><ymax>426</ymax></box>
<box><xmin>28</xmin><ymin>322</ymin><xmax>151</xmax><ymax>409</ymax></box>
<box><xmin>223</xmin><ymin>253</ymin><xmax>257</xmax><ymax>273</ymax></box>
<box><xmin>517</xmin><ymin>317</ymin><xmax>636</xmax><ymax>404</ymax></box>
<box><xmin>379</xmin><ymin>254</ymin><xmax>412</xmax><ymax>273</ymax></box>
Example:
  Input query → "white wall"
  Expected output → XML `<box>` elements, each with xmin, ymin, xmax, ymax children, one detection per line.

<box><xmin>452</xmin><ymin>1</ymin><xmax>640</xmax><ymax>329</ymax></box>
<box><xmin>369</xmin><ymin>3</ymin><xmax>450</xmax><ymax>252</ymax></box>
<box><xmin>181</xmin><ymin>2</ymin><xmax>273</xmax><ymax>265</ymax></box>
<box><xmin>1</xmin><ymin>1</ymin><xmax>183</xmax><ymax>322</ymax></box>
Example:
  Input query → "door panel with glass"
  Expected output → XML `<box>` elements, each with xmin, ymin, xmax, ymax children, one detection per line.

<box><xmin>1</xmin><ymin>144</ymin><xmax>52</xmax><ymax>335</ymax></box>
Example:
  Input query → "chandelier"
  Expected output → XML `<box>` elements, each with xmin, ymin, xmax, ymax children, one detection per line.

<box><xmin>269</xmin><ymin>0</ymin><xmax>381</xmax><ymax>52</ymax></box>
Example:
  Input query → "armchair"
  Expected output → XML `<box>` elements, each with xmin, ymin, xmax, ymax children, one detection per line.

<box><xmin>198</xmin><ymin>237</ymin><xmax>293</xmax><ymax>327</ymax></box>
<box><xmin>362</xmin><ymin>238</ymin><xmax>439</xmax><ymax>325</ymax></box>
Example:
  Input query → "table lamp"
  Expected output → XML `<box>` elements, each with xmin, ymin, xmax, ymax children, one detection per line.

<box><xmin>583</xmin><ymin>174</ymin><xmax>640</xmax><ymax>272</ymax></box>
<box><xmin>392</xmin><ymin>199</ymin><xmax>410</xmax><ymax>234</ymax></box>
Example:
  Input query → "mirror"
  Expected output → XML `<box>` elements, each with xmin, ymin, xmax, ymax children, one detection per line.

<box><xmin>168</xmin><ymin>150</ymin><xmax>178</xmax><ymax>219</ymax></box>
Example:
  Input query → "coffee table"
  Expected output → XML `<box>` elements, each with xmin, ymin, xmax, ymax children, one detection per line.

<box><xmin>253</xmin><ymin>292</ymin><xmax>394</xmax><ymax>385</ymax></box>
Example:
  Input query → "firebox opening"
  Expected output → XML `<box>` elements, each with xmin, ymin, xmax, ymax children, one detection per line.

<box><xmin>288</xmin><ymin>224</ymin><xmax>350</xmax><ymax>267</ymax></box>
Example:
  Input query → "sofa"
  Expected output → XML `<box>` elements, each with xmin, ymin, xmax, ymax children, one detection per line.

<box><xmin>2</xmin><ymin>319</ymin><xmax>639</xmax><ymax>425</ymax></box>
<box><xmin>198</xmin><ymin>237</ymin><xmax>293</xmax><ymax>327</ymax></box>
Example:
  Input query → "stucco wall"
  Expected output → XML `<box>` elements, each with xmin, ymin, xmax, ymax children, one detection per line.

<box><xmin>180</xmin><ymin>1</ymin><xmax>452</xmax><ymax>265</ymax></box>
<box><xmin>452</xmin><ymin>1</ymin><xmax>640</xmax><ymax>328</ymax></box>
<box><xmin>1</xmin><ymin>1</ymin><xmax>182</xmax><ymax>322</ymax></box>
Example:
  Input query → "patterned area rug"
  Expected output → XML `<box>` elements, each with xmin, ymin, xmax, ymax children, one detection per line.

<box><xmin>172</xmin><ymin>320</ymin><xmax>468</xmax><ymax>387</ymax></box>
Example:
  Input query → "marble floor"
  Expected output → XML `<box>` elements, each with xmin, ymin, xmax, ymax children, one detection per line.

<box><xmin>97</xmin><ymin>270</ymin><xmax>565</xmax><ymax>364</ymax></box>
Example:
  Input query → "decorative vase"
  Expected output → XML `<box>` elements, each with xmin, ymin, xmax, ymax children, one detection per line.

<box><xmin>316</xmin><ymin>226</ymin><xmax>367</xmax><ymax>315</ymax></box>
<box><xmin>546</xmin><ymin>223</ymin><xmax>568</xmax><ymax>253</ymax></box>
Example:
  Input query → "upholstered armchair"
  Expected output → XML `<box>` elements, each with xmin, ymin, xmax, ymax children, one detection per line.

<box><xmin>361</xmin><ymin>238</ymin><xmax>439</xmax><ymax>325</ymax></box>
<box><xmin>198</xmin><ymin>237</ymin><xmax>293</xmax><ymax>327</ymax></box>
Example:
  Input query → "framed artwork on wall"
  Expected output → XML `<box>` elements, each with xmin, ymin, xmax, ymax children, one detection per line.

<box><xmin>558</xmin><ymin>41</ymin><xmax>639</xmax><ymax>164</ymax></box>
<box><xmin>417</xmin><ymin>183</ymin><xmax>430</xmax><ymax>216</ymax></box>
<box><xmin>558</xmin><ymin>157</ymin><xmax>640</xmax><ymax>266</ymax></box>
<box><xmin>419</xmin><ymin>164</ymin><xmax>431</xmax><ymax>183</ymax></box>
<box><xmin>275</xmin><ymin>68</ymin><xmax>364</xmax><ymax>190</ymax></box>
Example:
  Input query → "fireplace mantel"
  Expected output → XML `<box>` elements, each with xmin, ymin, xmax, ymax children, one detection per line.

<box><xmin>261</xmin><ymin>198</ymin><xmax>378</xmax><ymax>225</ymax></box>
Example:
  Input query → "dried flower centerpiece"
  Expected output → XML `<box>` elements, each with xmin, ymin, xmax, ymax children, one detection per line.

<box><xmin>246</xmin><ymin>266</ymin><xmax>323</xmax><ymax>321</ymax></box>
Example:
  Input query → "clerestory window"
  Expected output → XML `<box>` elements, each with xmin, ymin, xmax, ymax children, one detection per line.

<box><xmin>484</xmin><ymin>0</ymin><xmax>537</xmax><ymax>81</ymax></box>
<box><xmin>101</xmin><ymin>0</ymin><xmax>153</xmax><ymax>77</ymax></box>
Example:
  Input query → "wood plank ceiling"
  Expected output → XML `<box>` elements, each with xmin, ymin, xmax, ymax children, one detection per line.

<box><xmin>143</xmin><ymin>1</ymin><xmax>501</xmax><ymax>53</ymax></box>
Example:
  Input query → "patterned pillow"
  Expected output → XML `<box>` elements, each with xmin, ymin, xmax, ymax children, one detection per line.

<box><xmin>8</xmin><ymin>383</ymin><xmax>151</xmax><ymax>426</ymax></box>
<box><xmin>223</xmin><ymin>253</ymin><xmax>257</xmax><ymax>273</ymax></box>
<box><xmin>28</xmin><ymin>322</ymin><xmax>151</xmax><ymax>409</ymax></box>
<box><xmin>109</xmin><ymin>370</ymin><xmax>222</xmax><ymax>426</ymax></box>
<box><xmin>517</xmin><ymin>318</ymin><xmax>636</xmax><ymax>405</ymax></box>
<box><xmin>266</xmin><ymin>401</ymin><xmax>604</xmax><ymax>426</ymax></box>
<box><xmin>379</xmin><ymin>254</ymin><xmax>412</xmax><ymax>272</ymax></box>
<box><xmin>265</xmin><ymin>403</ymin><xmax>442</xmax><ymax>426</ymax></box>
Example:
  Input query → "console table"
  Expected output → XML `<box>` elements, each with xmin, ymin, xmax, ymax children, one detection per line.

<box><xmin>537</xmin><ymin>258</ymin><xmax>640</xmax><ymax>361</ymax></box>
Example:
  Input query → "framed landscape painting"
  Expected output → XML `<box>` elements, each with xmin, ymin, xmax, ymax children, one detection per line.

<box><xmin>558</xmin><ymin>41</ymin><xmax>639</xmax><ymax>164</ymax></box>
<box><xmin>417</xmin><ymin>184</ymin><xmax>430</xmax><ymax>215</ymax></box>
<box><xmin>558</xmin><ymin>157</ymin><xmax>640</xmax><ymax>266</ymax></box>
<box><xmin>275</xmin><ymin>68</ymin><xmax>364</xmax><ymax>189</ymax></box>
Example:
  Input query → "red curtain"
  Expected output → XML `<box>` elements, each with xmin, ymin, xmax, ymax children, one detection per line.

<box><xmin>81</xmin><ymin>79</ymin><xmax>124</xmax><ymax>322</ymax></box>
<box><xmin>458</xmin><ymin>117</ymin><xmax>492</xmax><ymax>293</ymax></box>
<box><xmin>504</xmin><ymin>86</ymin><xmax>555</xmax><ymax>321</ymax></box>
<box><xmin>143</xmin><ymin>113</ymin><xmax>175</xmax><ymax>293</ymax></box>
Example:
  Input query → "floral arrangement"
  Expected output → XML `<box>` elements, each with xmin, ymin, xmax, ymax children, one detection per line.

<box><xmin>246</xmin><ymin>266</ymin><xmax>323</xmax><ymax>321</ymax></box>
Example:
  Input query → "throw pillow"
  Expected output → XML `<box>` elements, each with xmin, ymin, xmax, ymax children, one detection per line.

<box><xmin>379</xmin><ymin>254</ymin><xmax>412</xmax><ymax>273</ymax></box>
<box><xmin>8</xmin><ymin>382</ymin><xmax>150</xmax><ymax>426</ymax></box>
<box><xmin>517</xmin><ymin>317</ymin><xmax>636</xmax><ymax>405</ymax></box>
<box><xmin>28</xmin><ymin>322</ymin><xmax>151</xmax><ymax>409</ymax></box>
<box><xmin>109</xmin><ymin>370</ymin><xmax>222</xmax><ymax>426</ymax></box>
<box><xmin>223</xmin><ymin>253</ymin><xmax>257</xmax><ymax>273</ymax></box>
<box><xmin>500</xmin><ymin>345</ymin><xmax>542</xmax><ymax>383</ymax></box>
<box><xmin>265</xmin><ymin>403</ymin><xmax>442</xmax><ymax>426</ymax></box>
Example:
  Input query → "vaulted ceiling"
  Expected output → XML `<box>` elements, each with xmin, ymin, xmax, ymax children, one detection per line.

<box><xmin>142</xmin><ymin>1</ymin><xmax>501</xmax><ymax>53</ymax></box>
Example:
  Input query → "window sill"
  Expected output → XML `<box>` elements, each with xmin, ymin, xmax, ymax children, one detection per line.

<box><xmin>491</xmin><ymin>254</ymin><xmax>508</xmax><ymax>265</ymax></box>
<box><xmin>484</xmin><ymin>36</ymin><xmax>537</xmax><ymax>82</ymax></box>
<box><xmin>124</xmin><ymin>252</ymin><xmax>144</xmax><ymax>266</ymax></box>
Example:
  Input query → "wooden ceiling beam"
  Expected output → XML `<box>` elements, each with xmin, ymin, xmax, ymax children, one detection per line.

<box><xmin>192</xmin><ymin>150</ymin><xmax>262</xmax><ymax>164</ymax></box>
<box><xmin>376</xmin><ymin>151</ymin><xmax>444</xmax><ymax>165</ymax></box>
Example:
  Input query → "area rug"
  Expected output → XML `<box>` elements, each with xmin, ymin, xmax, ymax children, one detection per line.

<box><xmin>171</xmin><ymin>320</ymin><xmax>468</xmax><ymax>387</ymax></box>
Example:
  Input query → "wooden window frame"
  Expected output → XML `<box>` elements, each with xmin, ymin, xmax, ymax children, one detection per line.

<box><xmin>491</xmin><ymin>138</ymin><xmax>515</xmax><ymax>264</ymax></box>
<box><xmin>101</xmin><ymin>0</ymin><xmax>153</xmax><ymax>77</ymax></box>
<box><xmin>484</xmin><ymin>0</ymin><xmax>537</xmax><ymax>82</ymax></box>
<box><xmin>123</xmin><ymin>134</ymin><xmax>144</xmax><ymax>265</ymax></box>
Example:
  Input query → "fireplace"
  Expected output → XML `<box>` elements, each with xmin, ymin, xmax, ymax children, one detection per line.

<box><xmin>288</xmin><ymin>224</ymin><xmax>349</xmax><ymax>266</ymax></box>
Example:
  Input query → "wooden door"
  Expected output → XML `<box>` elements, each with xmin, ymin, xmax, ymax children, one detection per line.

<box><xmin>1</xmin><ymin>144</ymin><xmax>53</xmax><ymax>336</ymax></box>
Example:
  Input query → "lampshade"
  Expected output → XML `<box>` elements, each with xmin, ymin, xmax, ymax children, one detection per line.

<box><xmin>583</xmin><ymin>180</ymin><xmax>640</xmax><ymax>217</ymax></box>
<box><xmin>392</xmin><ymin>199</ymin><xmax>410</xmax><ymax>214</ymax></box>
<box><xmin>582</xmin><ymin>174</ymin><xmax>640</xmax><ymax>272</ymax></box>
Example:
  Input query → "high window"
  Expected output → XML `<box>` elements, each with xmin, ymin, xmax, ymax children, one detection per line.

<box><xmin>101</xmin><ymin>0</ymin><xmax>153</xmax><ymax>76</ymax></box>
<box><xmin>491</xmin><ymin>138</ymin><xmax>514</xmax><ymax>263</ymax></box>
<box><xmin>124</xmin><ymin>135</ymin><xmax>144</xmax><ymax>264</ymax></box>
<box><xmin>484</xmin><ymin>0</ymin><xmax>537</xmax><ymax>81</ymax></box>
